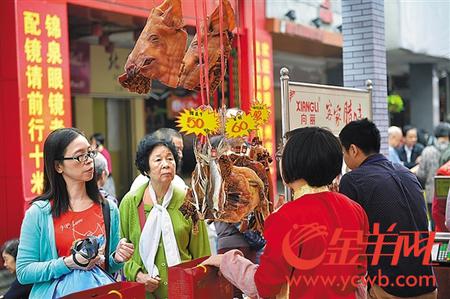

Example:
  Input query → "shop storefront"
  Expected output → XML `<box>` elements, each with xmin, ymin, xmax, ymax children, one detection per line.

<box><xmin>0</xmin><ymin>0</ymin><xmax>277</xmax><ymax>245</ymax></box>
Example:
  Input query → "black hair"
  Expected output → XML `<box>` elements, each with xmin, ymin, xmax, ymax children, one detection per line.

<box><xmin>402</xmin><ymin>125</ymin><xmax>416</xmax><ymax>137</ymax></box>
<box><xmin>282</xmin><ymin>127</ymin><xmax>342</xmax><ymax>186</ymax></box>
<box><xmin>33</xmin><ymin>128</ymin><xmax>101</xmax><ymax>218</ymax></box>
<box><xmin>135</xmin><ymin>134</ymin><xmax>179</xmax><ymax>177</ymax></box>
<box><xmin>1</xmin><ymin>239</ymin><xmax>19</xmax><ymax>260</ymax></box>
<box><xmin>417</xmin><ymin>128</ymin><xmax>429</xmax><ymax>147</ymax></box>
<box><xmin>339</xmin><ymin>118</ymin><xmax>381</xmax><ymax>155</ymax></box>
<box><xmin>90</xmin><ymin>133</ymin><xmax>105</xmax><ymax>146</ymax></box>
<box><xmin>434</xmin><ymin>123</ymin><xmax>450</xmax><ymax>138</ymax></box>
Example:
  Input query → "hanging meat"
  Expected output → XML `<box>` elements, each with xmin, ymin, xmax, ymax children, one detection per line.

<box><xmin>233</xmin><ymin>155</ymin><xmax>271</xmax><ymax>216</ymax></box>
<box><xmin>118</xmin><ymin>73</ymin><xmax>152</xmax><ymax>94</ymax></box>
<box><xmin>217</xmin><ymin>155</ymin><xmax>267</xmax><ymax>230</ymax></box>
<box><xmin>248</xmin><ymin>137</ymin><xmax>275</xmax><ymax>212</ymax></box>
<box><xmin>188</xmin><ymin>138</ymin><xmax>226</xmax><ymax>220</ymax></box>
<box><xmin>178</xmin><ymin>0</ymin><xmax>236</xmax><ymax>92</ymax></box>
<box><xmin>179</xmin><ymin>137</ymin><xmax>269</xmax><ymax>232</ymax></box>
<box><xmin>118</xmin><ymin>0</ymin><xmax>187</xmax><ymax>93</ymax></box>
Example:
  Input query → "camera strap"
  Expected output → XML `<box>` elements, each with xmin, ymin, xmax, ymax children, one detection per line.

<box><xmin>101</xmin><ymin>200</ymin><xmax>111</xmax><ymax>273</ymax></box>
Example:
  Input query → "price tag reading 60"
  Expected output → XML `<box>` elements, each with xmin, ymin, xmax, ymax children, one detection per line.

<box><xmin>231</xmin><ymin>119</ymin><xmax>249</xmax><ymax>133</ymax></box>
<box><xmin>225</xmin><ymin>112</ymin><xmax>257</xmax><ymax>138</ymax></box>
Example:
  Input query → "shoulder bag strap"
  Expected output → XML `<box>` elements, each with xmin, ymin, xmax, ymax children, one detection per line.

<box><xmin>101</xmin><ymin>200</ymin><xmax>111</xmax><ymax>273</ymax></box>
<box><xmin>138</xmin><ymin>200</ymin><xmax>146</xmax><ymax>230</ymax></box>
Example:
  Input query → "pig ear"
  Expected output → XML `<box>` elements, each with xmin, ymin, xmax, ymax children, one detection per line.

<box><xmin>158</xmin><ymin>0</ymin><xmax>184</xmax><ymax>29</ymax></box>
<box><xmin>209</xmin><ymin>0</ymin><xmax>236</xmax><ymax>33</ymax></box>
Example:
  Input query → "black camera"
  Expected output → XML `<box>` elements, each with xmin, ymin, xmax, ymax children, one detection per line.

<box><xmin>70</xmin><ymin>236</ymin><xmax>100</xmax><ymax>267</ymax></box>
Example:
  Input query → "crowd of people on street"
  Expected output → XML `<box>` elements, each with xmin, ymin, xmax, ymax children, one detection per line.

<box><xmin>388</xmin><ymin>122</ymin><xmax>450</xmax><ymax>232</ymax></box>
<box><xmin>2</xmin><ymin>119</ymin><xmax>447</xmax><ymax>298</ymax></box>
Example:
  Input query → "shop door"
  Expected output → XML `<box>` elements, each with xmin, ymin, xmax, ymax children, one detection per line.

<box><xmin>93</xmin><ymin>98</ymin><xmax>133</xmax><ymax>200</ymax></box>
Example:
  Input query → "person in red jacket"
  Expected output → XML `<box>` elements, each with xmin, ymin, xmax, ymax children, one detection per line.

<box><xmin>203</xmin><ymin>127</ymin><xmax>369</xmax><ymax>299</ymax></box>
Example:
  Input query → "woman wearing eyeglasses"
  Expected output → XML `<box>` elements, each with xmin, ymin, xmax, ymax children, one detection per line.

<box><xmin>15</xmin><ymin>128</ymin><xmax>134</xmax><ymax>298</ymax></box>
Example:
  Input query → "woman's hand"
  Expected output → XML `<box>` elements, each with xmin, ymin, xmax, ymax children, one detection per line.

<box><xmin>113</xmin><ymin>238</ymin><xmax>134</xmax><ymax>263</ymax></box>
<box><xmin>201</xmin><ymin>254</ymin><xmax>224</xmax><ymax>268</ymax></box>
<box><xmin>63</xmin><ymin>254</ymin><xmax>100</xmax><ymax>270</ymax></box>
<box><xmin>136</xmin><ymin>271</ymin><xmax>161</xmax><ymax>292</ymax></box>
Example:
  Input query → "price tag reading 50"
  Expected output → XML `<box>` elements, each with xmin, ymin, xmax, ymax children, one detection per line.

<box><xmin>186</xmin><ymin>117</ymin><xmax>205</xmax><ymax>129</ymax></box>
<box><xmin>225</xmin><ymin>112</ymin><xmax>257</xmax><ymax>138</ymax></box>
<box><xmin>176</xmin><ymin>108</ymin><xmax>219</xmax><ymax>136</ymax></box>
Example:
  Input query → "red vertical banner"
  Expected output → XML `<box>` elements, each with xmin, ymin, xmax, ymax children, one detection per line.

<box><xmin>254</xmin><ymin>33</ymin><xmax>277</xmax><ymax>200</ymax></box>
<box><xmin>237</xmin><ymin>1</ymin><xmax>277</xmax><ymax>197</ymax></box>
<box><xmin>16</xmin><ymin>0</ymin><xmax>72</xmax><ymax>202</ymax></box>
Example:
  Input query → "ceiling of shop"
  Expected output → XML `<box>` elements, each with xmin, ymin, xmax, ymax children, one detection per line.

<box><xmin>68</xmin><ymin>4</ymin><xmax>196</xmax><ymax>49</ymax></box>
<box><xmin>387</xmin><ymin>49</ymin><xmax>450</xmax><ymax>76</ymax></box>
<box><xmin>68</xmin><ymin>4</ymin><xmax>146</xmax><ymax>49</ymax></box>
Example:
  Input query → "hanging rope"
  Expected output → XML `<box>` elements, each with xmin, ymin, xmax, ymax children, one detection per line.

<box><xmin>202</xmin><ymin>0</ymin><xmax>211</xmax><ymax>103</ymax></box>
<box><xmin>251</xmin><ymin>0</ymin><xmax>257</xmax><ymax>102</ymax></box>
<box><xmin>218</xmin><ymin>0</ymin><xmax>226</xmax><ymax>109</ymax></box>
<box><xmin>194</xmin><ymin>0</ymin><xmax>206</xmax><ymax>105</ymax></box>
<box><xmin>235</xmin><ymin>0</ymin><xmax>242</xmax><ymax>108</ymax></box>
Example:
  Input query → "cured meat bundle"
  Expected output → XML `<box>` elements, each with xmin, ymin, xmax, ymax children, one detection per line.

<box><xmin>179</xmin><ymin>137</ymin><xmax>272</xmax><ymax>232</ymax></box>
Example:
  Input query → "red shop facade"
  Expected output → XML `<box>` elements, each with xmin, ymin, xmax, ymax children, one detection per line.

<box><xmin>0</xmin><ymin>0</ymin><xmax>276</xmax><ymax>245</ymax></box>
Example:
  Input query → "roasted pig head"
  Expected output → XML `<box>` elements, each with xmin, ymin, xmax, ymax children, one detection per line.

<box><xmin>178</xmin><ymin>0</ymin><xmax>235</xmax><ymax>92</ymax></box>
<box><xmin>118</xmin><ymin>0</ymin><xmax>187</xmax><ymax>93</ymax></box>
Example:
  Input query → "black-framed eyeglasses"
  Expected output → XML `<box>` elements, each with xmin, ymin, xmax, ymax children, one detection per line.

<box><xmin>58</xmin><ymin>150</ymin><xmax>97</xmax><ymax>163</ymax></box>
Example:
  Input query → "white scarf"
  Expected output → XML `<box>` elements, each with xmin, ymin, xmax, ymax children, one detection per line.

<box><xmin>139</xmin><ymin>182</ymin><xmax>181</xmax><ymax>277</ymax></box>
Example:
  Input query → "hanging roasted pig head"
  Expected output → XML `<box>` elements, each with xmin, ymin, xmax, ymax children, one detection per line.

<box><xmin>118</xmin><ymin>0</ymin><xmax>187</xmax><ymax>93</ymax></box>
<box><xmin>178</xmin><ymin>0</ymin><xmax>235</xmax><ymax>92</ymax></box>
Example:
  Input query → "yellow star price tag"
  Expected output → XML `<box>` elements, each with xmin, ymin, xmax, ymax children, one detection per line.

<box><xmin>176</xmin><ymin>108</ymin><xmax>219</xmax><ymax>136</ymax></box>
<box><xmin>225</xmin><ymin>111</ymin><xmax>257</xmax><ymax>138</ymax></box>
<box><xmin>250</xmin><ymin>102</ymin><xmax>270</xmax><ymax>127</ymax></box>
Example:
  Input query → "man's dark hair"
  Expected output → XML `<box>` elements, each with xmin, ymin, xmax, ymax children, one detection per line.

<box><xmin>434</xmin><ymin>123</ymin><xmax>450</xmax><ymax>138</ymax></box>
<box><xmin>90</xmin><ymin>133</ymin><xmax>105</xmax><ymax>146</ymax></box>
<box><xmin>339</xmin><ymin>118</ymin><xmax>381</xmax><ymax>155</ymax></box>
<box><xmin>402</xmin><ymin>125</ymin><xmax>416</xmax><ymax>137</ymax></box>
<box><xmin>135</xmin><ymin>134</ymin><xmax>179</xmax><ymax>177</ymax></box>
<box><xmin>282</xmin><ymin>127</ymin><xmax>342</xmax><ymax>186</ymax></box>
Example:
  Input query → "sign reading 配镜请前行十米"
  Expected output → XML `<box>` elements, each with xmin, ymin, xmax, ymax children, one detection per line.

<box><xmin>16</xmin><ymin>0</ymin><xmax>72</xmax><ymax>201</ymax></box>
